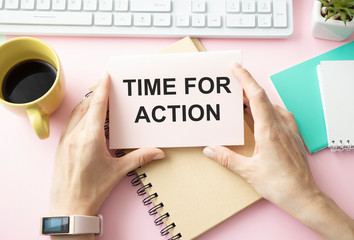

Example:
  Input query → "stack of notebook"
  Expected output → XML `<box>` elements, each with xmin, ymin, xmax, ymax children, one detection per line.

<box><xmin>317</xmin><ymin>60</ymin><xmax>354</xmax><ymax>152</ymax></box>
<box><xmin>270</xmin><ymin>41</ymin><xmax>354</xmax><ymax>153</ymax></box>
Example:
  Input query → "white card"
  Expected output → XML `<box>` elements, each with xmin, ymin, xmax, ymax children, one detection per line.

<box><xmin>108</xmin><ymin>51</ymin><xmax>244</xmax><ymax>149</ymax></box>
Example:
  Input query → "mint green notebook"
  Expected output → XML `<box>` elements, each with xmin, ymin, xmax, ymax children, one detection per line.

<box><xmin>270</xmin><ymin>41</ymin><xmax>354</xmax><ymax>153</ymax></box>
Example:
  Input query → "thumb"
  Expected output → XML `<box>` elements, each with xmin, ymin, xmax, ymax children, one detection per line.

<box><xmin>203</xmin><ymin>146</ymin><xmax>248</xmax><ymax>175</ymax></box>
<box><xmin>115</xmin><ymin>147</ymin><xmax>165</xmax><ymax>174</ymax></box>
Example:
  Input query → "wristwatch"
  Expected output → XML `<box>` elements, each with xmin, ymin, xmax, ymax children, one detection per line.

<box><xmin>40</xmin><ymin>215</ymin><xmax>103</xmax><ymax>236</ymax></box>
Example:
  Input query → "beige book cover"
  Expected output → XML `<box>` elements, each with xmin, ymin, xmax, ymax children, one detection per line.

<box><xmin>133</xmin><ymin>37</ymin><xmax>261</xmax><ymax>240</ymax></box>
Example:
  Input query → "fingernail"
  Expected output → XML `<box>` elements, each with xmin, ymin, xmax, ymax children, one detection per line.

<box><xmin>89</xmin><ymin>84</ymin><xmax>97</xmax><ymax>91</ymax></box>
<box><xmin>234</xmin><ymin>62</ymin><xmax>242</xmax><ymax>68</ymax></box>
<box><xmin>153</xmin><ymin>153</ymin><xmax>164</xmax><ymax>160</ymax></box>
<box><xmin>100</xmin><ymin>72</ymin><xmax>108</xmax><ymax>79</ymax></box>
<box><xmin>203</xmin><ymin>147</ymin><xmax>215</xmax><ymax>159</ymax></box>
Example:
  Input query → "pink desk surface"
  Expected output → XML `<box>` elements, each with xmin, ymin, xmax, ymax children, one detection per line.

<box><xmin>1</xmin><ymin>1</ymin><xmax>354</xmax><ymax>239</ymax></box>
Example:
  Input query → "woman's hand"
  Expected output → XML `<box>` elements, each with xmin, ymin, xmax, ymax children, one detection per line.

<box><xmin>49</xmin><ymin>73</ymin><xmax>165</xmax><ymax>217</ymax></box>
<box><xmin>203</xmin><ymin>63</ymin><xmax>319</xmax><ymax>210</ymax></box>
<box><xmin>203</xmin><ymin>64</ymin><xmax>354</xmax><ymax>240</ymax></box>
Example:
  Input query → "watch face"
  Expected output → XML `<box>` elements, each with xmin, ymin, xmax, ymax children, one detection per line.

<box><xmin>42</xmin><ymin>217</ymin><xmax>69</xmax><ymax>234</ymax></box>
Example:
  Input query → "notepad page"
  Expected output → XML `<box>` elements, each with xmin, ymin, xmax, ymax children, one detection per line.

<box><xmin>317</xmin><ymin>60</ymin><xmax>354</xmax><ymax>151</ymax></box>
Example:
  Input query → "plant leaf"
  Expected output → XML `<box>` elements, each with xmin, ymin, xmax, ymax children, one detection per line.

<box><xmin>344</xmin><ymin>8</ymin><xmax>353</xmax><ymax>18</ymax></box>
<box><xmin>344</xmin><ymin>1</ymin><xmax>354</xmax><ymax>6</ymax></box>
<box><xmin>318</xmin><ymin>0</ymin><xmax>329</xmax><ymax>6</ymax></box>
<box><xmin>326</xmin><ymin>12</ymin><xmax>335</xmax><ymax>20</ymax></box>
<box><xmin>321</xmin><ymin>0</ymin><xmax>354</xmax><ymax>22</ymax></box>
<box><xmin>339</xmin><ymin>10</ymin><xmax>347</xmax><ymax>24</ymax></box>
<box><xmin>350</xmin><ymin>9</ymin><xmax>354</xmax><ymax>17</ymax></box>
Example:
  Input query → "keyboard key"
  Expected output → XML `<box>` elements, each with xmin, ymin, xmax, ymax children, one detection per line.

<box><xmin>52</xmin><ymin>0</ymin><xmax>66</xmax><ymax>10</ymax></box>
<box><xmin>226</xmin><ymin>0</ymin><xmax>240</xmax><ymax>13</ymax></box>
<box><xmin>191</xmin><ymin>0</ymin><xmax>206</xmax><ymax>13</ymax></box>
<box><xmin>36</xmin><ymin>0</ymin><xmax>50</xmax><ymax>10</ymax></box>
<box><xmin>176</xmin><ymin>14</ymin><xmax>190</xmax><ymax>27</ymax></box>
<box><xmin>273</xmin><ymin>0</ymin><xmax>287</xmax><ymax>27</ymax></box>
<box><xmin>134</xmin><ymin>13</ymin><xmax>152</xmax><ymax>26</ymax></box>
<box><xmin>94</xmin><ymin>12</ymin><xmax>112</xmax><ymax>25</ymax></box>
<box><xmin>207</xmin><ymin>15</ymin><xmax>222</xmax><ymax>27</ymax></box>
<box><xmin>83</xmin><ymin>0</ymin><xmax>97</xmax><ymax>11</ymax></box>
<box><xmin>5</xmin><ymin>0</ymin><xmax>19</xmax><ymax>9</ymax></box>
<box><xmin>0</xmin><ymin>0</ymin><xmax>3</xmax><ymax>9</ymax></box>
<box><xmin>21</xmin><ymin>0</ymin><xmax>35</xmax><ymax>9</ymax></box>
<box><xmin>257</xmin><ymin>14</ymin><xmax>271</xmax><ymax>27</ymax></box>
<box><xmin>131</xmin><ymin>0</ymin><xmax>171</xmax><ymax>12</ymax></box>
<box><xmin>191</xmin><ymin>14</ymin><xmax>205</xmax><ymax>27</ymax></box>
<box><xmin>99</xmin><ymin>0</ymin><xmax>112</xmax><ymax>11</ymax></box>
<box><xmin>226</xmin><ymin>14</ymin><xmax>255</xmax><ymax>27</ymax></box>
<box><xmin>242</xmin><ymin>0</ymin><xmax>255</xmax><ymax>13</ymax></box>
<box><xmin>68</xmin><ymin>0</ymin><xmax>82</xmax><ymax>11</ymax></box>
<box><xmin>257</xmin><ymin>0</ymin><xmax>271</xmax><ymax>13</ymax></box>
<box><xmin>114</xmin><ymin>0</ymin><xmax>128</xmax><ymax>11</ymax></box>
<box><xmin>153</xmin><ymin>14</ymin><xmax>171</xmax><ymax>27</ymax></box>
<box><xmin>0</xmin><ymin>11</ymin><xmax>92</xmax><ymax>25</ymax></box>
<box><xmin>114</xmin><ymin>13</ymin><xmax>132</xmax><ymax>26</ymax></box>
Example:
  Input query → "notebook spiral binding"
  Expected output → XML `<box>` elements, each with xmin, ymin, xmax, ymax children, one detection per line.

<box><xmin>98</xmin><ymin>101</ymin><xmax>182</xmax><ymax>240</ymax></box>
<box><xmin>128</xmin><ymin>170</ymin><xmax>182</xmax><ymax>240</ymax></box>
<box><xmin>330</xmin><ymin>140</ymin><xmax>354</xmax><ymax>152</ymax></box>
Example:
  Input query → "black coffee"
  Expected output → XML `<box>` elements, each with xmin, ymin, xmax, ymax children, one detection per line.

<box><xmin>2</xmin><ymin>60</ymin><xmax>57</xmax><ymax>104</ymax></box>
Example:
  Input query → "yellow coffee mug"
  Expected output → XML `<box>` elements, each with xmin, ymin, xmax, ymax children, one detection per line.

<box><xmin>0</xmin><ymin>37</ymin><xmax>65</xmax><ymax>139</ymax></box>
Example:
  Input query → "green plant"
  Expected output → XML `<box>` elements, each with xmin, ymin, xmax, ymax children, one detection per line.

<box><xmin>318</xmin><ymin>0</ymin><xmax>354</xmax><ymax>25</ymax></box>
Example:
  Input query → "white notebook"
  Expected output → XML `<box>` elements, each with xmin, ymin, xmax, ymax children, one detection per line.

<box><xmin>317</xmin><ymin>60</ymin><xmax>354</xmax><ymax>152</ymax></box>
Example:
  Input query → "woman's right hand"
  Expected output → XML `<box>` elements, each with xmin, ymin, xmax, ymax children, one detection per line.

<box><xmin>203</xmin><ymin>63</ymin><xmax>354</xmax><ymax>240</ymax></box>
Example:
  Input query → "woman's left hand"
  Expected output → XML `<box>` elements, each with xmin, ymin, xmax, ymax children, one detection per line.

<box><xmin>49</xmin><ymin>73</ymin><xmax>165</xmax><ymax>217</ymax></box>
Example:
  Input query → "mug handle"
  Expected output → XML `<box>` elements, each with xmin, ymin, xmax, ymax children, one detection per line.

<box><xmin>27</xmin><ymin>106</ymin><xmax>50</xmax><ymax>139</ymax></box>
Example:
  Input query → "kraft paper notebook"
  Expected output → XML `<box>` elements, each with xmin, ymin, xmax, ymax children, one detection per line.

<box><xmin>270</xmin><ymin>41</ymin><xmax>354</xmax><ymax>153</ymax></box>
<box><xmin>129</xmin><ymin>37</ymin><xmax>261</xmax><ymax>240</ymax></box>
<box><xmin>317</xmin><ymin>60</ymin><xmax>354</xmax><ymax>152</ymax></box>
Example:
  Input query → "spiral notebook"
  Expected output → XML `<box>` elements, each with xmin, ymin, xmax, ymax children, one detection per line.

<box><xmin>130</xmin><ymin>37</ymin><xmax>261</xmax><ymax>240</ymax></box>
<box><xmin>270</xmin><ymin>41</ymin><xmax>354</xmax><ymax>153</ymax></box>
<box><xmin>317</xmin><ymin>60</ymin><xmax>354</xmax><ymax>152</ymax></box>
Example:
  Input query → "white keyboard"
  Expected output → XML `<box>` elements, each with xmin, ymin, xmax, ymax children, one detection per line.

<box><xmin>0</xmin><ymin>0</ymin><xmax>293</xmax><ymax>38</ymax></box>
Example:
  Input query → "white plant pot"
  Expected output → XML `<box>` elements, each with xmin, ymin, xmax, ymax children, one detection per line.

<box><xmin>311</xmin><ymin>0</ymin><xmax>354</xmax><ymax>41</ymax></box>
